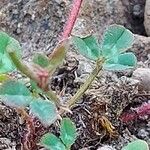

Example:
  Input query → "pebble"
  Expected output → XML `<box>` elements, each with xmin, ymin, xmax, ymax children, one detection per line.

<box><xmin>132</xmin><ymin>68</ymin><xmax>150</xmax><ymax>91</ymax></box>
<box><xmin>97</xmin><ymin>145</ymin><xmax>116</xmax><ymax>150</ymax></box>
<box><xmin>137</xmin><ymin>128</ymin><xmax>149</xmax><ymax>139</ymax></box>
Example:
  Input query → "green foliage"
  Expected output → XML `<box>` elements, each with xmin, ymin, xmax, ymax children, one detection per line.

<box><xmin>0</xmin><ymin>80</ymin><xmax>32</xmax><ymax>108</ymax></box>
<box><xmin>101</xmin><ymin>25</ymin><xmax>134</xmax><ymax>56</ymax></box>
<box><xmin>103</xmin><ymin>52</ymin><xmax>137</xmax><ymax>71</ymax></box>
<box><xmin>33</xmin><ymin>53</ymin><xmax>49</xmax><ymax>68</ymax></box>
<box><xmin>60</xmin><ymin>118</ymin><xmax>77</xmax><ymax>149</ymax></box>
<box><xmin>41</xmin><ymin>118</ymin><xmax>77</xmax><ymax>150</ymax></box>
<box><xmin>121</xmin><ymin>140</ymin><xmax>149</xmax><ymax>150</ymax></box>
<box><xmin>72</xmin><ymin>25</ymin><xmax>137</xmax><ymax>71</ymax></box>
<box><xmin>47</xmin><ymin>42</ymin><xmax>67</xmax><ymax>71</ymax></box>
<box><xmin>30</xmin><ymin>99</ymin><xmax>58</xmax><ymax>126</ymax></box>
<box><xmin>41</xmin><ymin>133</ymin><xmax>66</xmax><ymax>150</ymax></box>
<box><xmin>0</xmin><ymin>31</ymin><xmax>21</xmax><ymax>73</ymax></box>
<box><xmin>72</xmin><ymin>35</ymin><xmax>101</xmax><ymax>60</ymax></box>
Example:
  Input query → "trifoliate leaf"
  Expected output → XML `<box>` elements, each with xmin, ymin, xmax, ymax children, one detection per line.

<box><xmin>0</xmin><ymin>80</ymin><xmax>32</xmax><ymax>108</ymax></box>
<box><xmin>103</xmin><ymin>52</ymin><xmax>137</xmax><ymax>71</ymax></box>
<box><xmin>101</xmin><ymin>25</ymin><xmax>134</xmax><ymax>57</ymax></box>
<box><xmin>33</xmin><ymin>53</ymin><xmax>49</xmax><ymax>68</ymax></box>
<box><xmin>0</xmin><ymin>31</ymin><xmax>21</xmax><ymax>73</ymax></box>
<box><xmin>41</xmin><ymin>133</ymin><xmax>66</xmax><ymax>150</ymax></box>
<box><xmin>121</xmin><ymin>139</ymin><xmax>149</xmax><ymax>150</ymax></box>
<box><xmin>72</xmin><ymin>35</ymin><xmax>101</xmax><ymax>60</ymax></box>
<box><xmin>60</xmin><ymin>118</ymin><xmax>77</xmax><ymax>149</ymax></box>
<box><xmin>30</xmin><ymin>99</ymin><xmax>58</xmax><ymax>126</ymax></box>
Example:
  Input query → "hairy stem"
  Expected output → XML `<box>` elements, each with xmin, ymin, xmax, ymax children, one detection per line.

<box><xmin>60</xmin><ymin>0</ymin><xmax>83</xmax><ymax>41</ymax></box>
<box><xmin>59</xmin><ymin>59</ymin><xmax>104</xmax><ymax>115</ymax></box>
<box><xmin>67</xmin><ymin>59</ymin><xmax>104</xmax><ymax>108</ymax></box>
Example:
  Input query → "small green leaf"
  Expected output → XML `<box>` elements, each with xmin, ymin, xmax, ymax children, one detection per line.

<box><xmin>60</xmin><ymin>118</ymin><xmax>77</xmax><ymax>149</ymax></box>
<box><xmin>47</xmin><ymin>41</ymin><xmax>67</xmax><ymax>71</ymax></box>
<box><xmin>0</xmin><ymin>31</ymin><xmax>21</xmax><ymax>73</ymax></box>
<box><xmin>33</xmin><ymin>53</ymin><xmax>49</xmax><ymax>68</ymax></box>
<box><xmin>0</xmin><ymin>53</ymin><xmax>15</xmax><ymax>73</ymax></box>
<box><xmin>101</xmin><ymin>25</ymin><xmax>134</xmax><ymax>57</ymax></box>
<box><xmin>30</xmin><ymin>99</ymin><xmax>58</xmax><ymax>126</ymax></box>
<box><xmin>103</xmin><ymin>52</ymin><xmax>137</xmax><ymax>71</ymax></box>
<box><xmin>121</xmin><ymin>139</ymin><xmax>149</xmax><ymax>150</ymax></box>
<box><xmin>118</xmin><ymin>52</ymin><xmax>137</xmax><ymax>66</ymax></box>
<box><xmin>0</xmin><ymin>80</ymin><xmax>32</xmax><ymax>108</ymax></box>
<box><xmin>72</xmin><ymin>35</ymin><xmax>101</xmax><ymax>60</ymax></box>
<box><xmin>41</xmin><ymin>133</ymin><xmax>66</xmax><ymax>150</ymax></box>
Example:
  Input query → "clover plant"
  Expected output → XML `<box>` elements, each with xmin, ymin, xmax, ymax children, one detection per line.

<box><xmin>72</xmin><ymin>25</ymin><xmax>136</xmax><ymax>71</ymax></box>
<box><xmin>0</xmin><ymin>24</ymin><xmax>137</xmax><ymax>149</ymax></box>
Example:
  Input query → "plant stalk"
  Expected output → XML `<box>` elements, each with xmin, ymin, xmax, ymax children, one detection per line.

<box><xmin>67</xmin><ymin>59</ymin><xmax>104</xmax><ymax>108</ymax></box>
<box><xmin>60</xmin><ymin>0</ymin><xmax>83</xmax><ymax>41</ymax></box>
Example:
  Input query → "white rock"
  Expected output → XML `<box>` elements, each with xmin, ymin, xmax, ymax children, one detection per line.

<box><xmin>97</xmin><ymin>145</ymin><xmax>116</xmax><ymax>150</ymax></box>
<box><xmin>132</xmin><ymin>68</ymin><xmax>150</xmax><ymax>91</ymax></box>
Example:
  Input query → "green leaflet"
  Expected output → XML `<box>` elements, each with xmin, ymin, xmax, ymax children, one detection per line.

<box><xmin>60</xmin><ymin>118</ymin><xmax>77</xmax><ymax>149</ymax></box>
<box><xmin>0</xmin><ymin>31</ymin><xmax>21</xmax><ymax>73</ymax></box>
<box><xmin>101</xmin><ymin>25</ymin><xmax>134</xmax><ymax>57</ymax></box>
<box><xmin>0</xmin><ymin>80</ymin><xmax>32</xmax><ymax>108</ymax></box>
<box><xmin>72</xmin><ymin>35</ymin><xmax>101</xmax><ymax>60</ymax></box>
<box><xmin>47</xmin><ymin>41</ymin><xmax>67</xmax><ymax>71</ymax></box>
<box><xmin>41</xmin><ymin>133</ymin><xmax>66</xmax><ymax>150</ymax></box>
<box><xmin>33</xmin><ymin>53</ymin><xmax>49</xmax><ymax>68</ymax></box>
<box><xmin>41</xmin><ymin>118</ymin><xmax>77</xmax><ymax>150</ymax></box>
<box><xmin>121</xmin><ymin>140</ymin><xmax>149</xmax><ymax>150</ymax></box>
<box><xmin>103</xmin><ymin>52</ymin><xmax>137</xmax><ymax>71</ymax></box>
<box><xmin>0</xmin><ymin>53</ymin><xmax>15</xmax><ymax>73</ymax></box>
<box><xmin>30</xmin><ymin>99</ymin><xmax>58</xmax><ymax>126</ymax></box>
<box><xmin>118</xmin><ymin>52</ymin><xmax>137</xmax><ymax>66</ymax></box>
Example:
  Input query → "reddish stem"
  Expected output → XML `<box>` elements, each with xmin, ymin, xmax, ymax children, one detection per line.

<box><xmin>60</xmin><ymin>0</ymin><xmax>83</xmax><ymax>41</ymax></box>
<box><xmin>23</xmin><ymin>117</ymin><xmax>36</xmax><ymax>150</ymax></box>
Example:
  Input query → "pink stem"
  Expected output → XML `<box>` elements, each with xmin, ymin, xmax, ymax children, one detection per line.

<box><xmin>60</xmin><ymin>0</ymin><xmax>83</xmax><ymax>41</ymax></box>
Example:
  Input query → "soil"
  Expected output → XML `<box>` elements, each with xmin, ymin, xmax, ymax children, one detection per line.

<box><xmin>0</xmin><ymin>0</ymin><xmax>150</xmax><ymax>150</ymax></box>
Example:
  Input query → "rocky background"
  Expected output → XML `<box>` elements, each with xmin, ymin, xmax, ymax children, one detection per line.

<box><xmin>0</xmin><ymin>0</ymin><xmax>150</xmax><ymax>150</ymax></box>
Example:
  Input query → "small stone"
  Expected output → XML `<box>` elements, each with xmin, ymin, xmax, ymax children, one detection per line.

<box><xmin>137</xmin><ymin>128</ymin><xmax>149</xmax><ymax>139</ymax></box>
<box><xmin>133</xmin><ymin>4</ymin><xmax>142</xmax><ymax>17</ymax></box>
<box><xmin>132</xmin><ymin>68</ymin><xmax>150</xmax><ymax>91</ymax></box>
<box><xmin>97</xmin><ymin>145</ymin><xmax>116</xmax><ymax>150</ymax></box>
